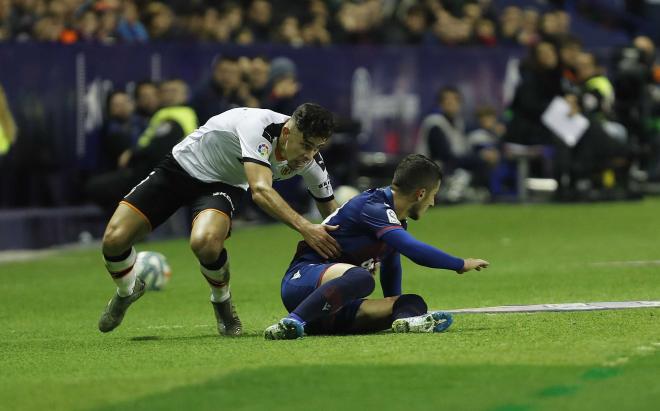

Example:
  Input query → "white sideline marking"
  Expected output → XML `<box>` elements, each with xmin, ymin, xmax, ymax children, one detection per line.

<box><xmin>589</xmin><ymin>260</ymin><xmax>660</xmax><ymax>267</ymax></box>
<box><xmin>603</xmin><ymin>357</ymin><xmax>629</xmax><ymax>367</ymax></box>
<box><xmin>145</xmin><ymin>324</ymin><xmax>211</xmax><ymax>330</ymax></box>
<box><xmin>447</xmin><ymin>301</ymin><xmax>660</xmax><ymax>314</ymax></box>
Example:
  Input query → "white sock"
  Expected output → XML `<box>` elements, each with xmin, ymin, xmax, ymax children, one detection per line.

<box><xmin>104</xmin><ymin>248</ymin><xmax>137</xmax><ymax>297</ymax></box>
<box><xmin>115</xmin><ymin>271</ymin><xmax>136</xmax><ymax>297</ymax></box>
<box><xmin>210</xmin><ymin>285</ymin><xmax>231</xmax><ymax>303</ymax></box>
<box><xmin>200</xmin><ymin>260</ymin><xmax>230</xmax><ymax>303</ymax></box>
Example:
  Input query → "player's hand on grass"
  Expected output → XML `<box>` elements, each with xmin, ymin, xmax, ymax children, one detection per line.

<box><xmin>457</xmin><ymin>258</ymin><xmax>489</xmax><ymax>274</ymax></box>
<box><xmin>301</xmin><ymin>223</ymin><xmax>341</xmax><ymax>259</ymax></box>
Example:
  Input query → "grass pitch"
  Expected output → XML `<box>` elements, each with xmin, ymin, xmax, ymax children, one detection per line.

<box><xmin>1</xmin><ymin>199</ymin><xmax>659</xmax><ymax>410</ymax></box>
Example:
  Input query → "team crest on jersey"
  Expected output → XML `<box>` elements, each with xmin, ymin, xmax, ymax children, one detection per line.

<box><xmin>257</xmin><ymin>143</ymin><xmax>270</xmax><ymax>158</ymax></box>
<box><xmin>386</xmin><ymin>209</ymin><xmax>400</xmax><ymax>225</ymax></box>
<box><xmin>280</xmin><ymin>165</ymin><xmax>292</xmax><ymax>176</ymax></box>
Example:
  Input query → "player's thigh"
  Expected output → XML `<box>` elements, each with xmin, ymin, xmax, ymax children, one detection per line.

<box><xmin>350</xmin><ymin>297</ymin><xmax>399</xmax><ymax>333</ymax></box>
<box><xmin>280</xmin><ymin>262</ymin><xmax>349</xmax><ymax>312</ymax></box>
<box><xmin>123</xmin><ymin>164</ymin><xmax>188</xmax><ymax>230</ymax></box>
<box><xmin>318</xmin><ymin>263</ymin><xmax>360</xmax><ymax>286</ymax></box>
<box><xmin>102</xmin><ymin>202</ymin><xmax>152</xmax><ymax>255</ymax></box>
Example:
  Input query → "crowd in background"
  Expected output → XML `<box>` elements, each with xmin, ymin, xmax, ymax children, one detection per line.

<box><xmin>0</xmin><ymin>0</ymin><xmax>582</xmax><ymax>47</ymax></box>
<box><xmin>2</xmin><ymin>0</ymin><xmax>660</xmax><ymax>209</ymax></box>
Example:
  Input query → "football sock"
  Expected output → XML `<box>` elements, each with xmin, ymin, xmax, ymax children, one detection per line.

<box><xmin>104</xmin><ymin>247</ymin><xmax>137</xmax><ymax>297</ymax></box>
<box><xmin>200</xmin><ymin>248</ymin><xmax>231</xmax><ymax>303</ymax></box>
<box><xmin>390</xmin><ymin>294</ymin><xmax>428</xmax><ymax>321</ymax></box>
<box><xmin>289</xmin><ymin>267</ymin><xmax>375</xmax><ymax>325</ymax></box>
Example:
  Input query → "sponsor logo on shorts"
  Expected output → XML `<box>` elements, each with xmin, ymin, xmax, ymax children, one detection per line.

<box><xmin>212</xmin><ymin>191</ymin><xmax>235</xmax><ymax>212</ymax></box>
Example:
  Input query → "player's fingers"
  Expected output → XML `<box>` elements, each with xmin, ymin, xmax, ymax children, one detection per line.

<box><xmin>324</xmin><ymin>224</ymin><xmax>340</xmax><ymax>231</ymax></box>
<box><xmin>312</xmin><ymin>243</ymin><xmax>330</xmax><ymax>259</ymax></box>
<box><xmin>322</xmin><ymin>232</ymin><xmax>341</xmax><ymax>254</ymax></box>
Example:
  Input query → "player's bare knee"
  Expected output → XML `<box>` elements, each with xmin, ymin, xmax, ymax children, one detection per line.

<box><xmin>102</xmin><ymin>224</ymin><xmax>132</xmax><ymax>256</ymax></box>
<box><xmin>190</xmin><ymin>232</ymin><xmax>224</xmax><ymax>263</ymax></box>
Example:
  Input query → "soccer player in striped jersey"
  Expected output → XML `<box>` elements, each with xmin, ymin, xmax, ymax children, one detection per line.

<box><xmin>265</xmin><ymin>154</ymin><xmax>489</xmax><ymax>339</ymax></box>
<box><xmin>98</xmin><ymin>103</ymin><xmax>340</xmax><ymax>336</ymax></box>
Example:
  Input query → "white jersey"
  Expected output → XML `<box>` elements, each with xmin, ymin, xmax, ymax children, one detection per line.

<box><xmin>172</xmin><ymin>107</ymin><xmax>334</xmax><ymax>201</ymax></box>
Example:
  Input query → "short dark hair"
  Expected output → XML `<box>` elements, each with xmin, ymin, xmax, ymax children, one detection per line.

<box><xmin>392</xmin><ymin>154</ymin><xmax>442</xmax><ymax>194</ymax></box>
<box><xmin>437</xmin><ymin>86</ymin><xmax>461</xmax><ymax>102</ymax></box>
<box><xmin>291</xmin><ymin>103</ymin><xmax>335</xmax><ymax>141</ymax></box>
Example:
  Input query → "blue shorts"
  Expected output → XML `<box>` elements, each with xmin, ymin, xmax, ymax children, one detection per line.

<box><xmin>280</xmin><ymin>260</ymin><xmax>365</xmax><ymax>335</ymax></box>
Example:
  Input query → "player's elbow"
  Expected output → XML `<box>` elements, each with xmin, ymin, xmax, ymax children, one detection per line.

<box><xmin>250</xmin><ymin>183</ymin><xmax>272</xmax><ymax>205</ymax></box>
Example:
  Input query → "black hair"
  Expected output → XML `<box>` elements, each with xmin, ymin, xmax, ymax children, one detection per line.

<box><xmin>291</xmin><ymin>103</ymin><xmax>335</xmax><ymax>141</ymax></box>
<box><xmin>392</xmin><ymin>154</ymin><xmax>442</xmax><ymax>194</ymax></box>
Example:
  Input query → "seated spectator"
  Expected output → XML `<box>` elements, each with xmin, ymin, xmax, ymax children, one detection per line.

<box><xmin>86</xmin><ymin>79</ymin><xmax>197</xmax><ymax>212</ymax></box>
<box><xmin>246</xmin><ymin>0</ymin><xmax>273</xmax><ymax>43</ymax></box>
<box><xmin>418</xmin><ymin>87</ymin><xmax>495</xmax><ymax>201</ymax></box>
<box><xmin>386</xmin><ymin>4</ymin><xmax>428</xmax><ymax>45</ymax></box>
<box><xmin>191</xmin><ymin>56</ymin><xmax>256</xmax><ymax>124</ymax></box>
<box><xmin>133</xmin><ymin>81</ymin><xmax>160</xmax><ymax>131</ymax></box>
<box><xmin>97</xmin><ymin>91</ymin><xmax>142</xmax><ymax>172</ymax></box>
<box><xmin>262</xmin><ymin>56</ymin><xmax>300</xmax><ymax>114</ymax></box>
<box><xmin>117</xmin><ymin>1</ymin><xmax>148</xmax><ymax>43</ymax></box>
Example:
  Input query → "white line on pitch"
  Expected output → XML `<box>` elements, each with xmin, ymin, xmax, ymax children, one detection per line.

<box><xmin>589</xmin><ymin>260</ymin><xmax>660</xmax><ymax>267</ymax></box>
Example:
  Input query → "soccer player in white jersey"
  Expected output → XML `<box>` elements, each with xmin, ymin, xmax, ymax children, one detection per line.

<box><xmin>98</xmin><ymin>103</ymin><xmax>340</xmax><ymax>336</ymax></box>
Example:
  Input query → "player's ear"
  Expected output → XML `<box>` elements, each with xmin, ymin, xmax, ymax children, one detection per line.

<box><xmin>415</xmin><ymin>188</ymin><xmax>426</xmax><ymax>201</ymax></box>
<box><xmin>281</xmin><ymin>126</ymin><xmax>290</xmax><ymax>143</ymax></box>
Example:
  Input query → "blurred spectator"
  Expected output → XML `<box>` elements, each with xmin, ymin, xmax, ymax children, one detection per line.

<box><xmin>386</xmin><ymin>4</ymin><xmax>428</xmax><ymax>44</ymax></box>
<box><xmin>504</xmin><ymin>41</ymin><xmax>572</xmax><ymax>195</ymax></box>
<box><xmin>86</xmin><ymin>79</ymin><xmax>197</xmax><ymax>212</ymax></box>
<box><xmin>468</xmin><ymin>106</ymin><xmax>505</xmax><ymax>150</ymax></box>
<box><xmin>116</xmin><ymin>1</ymin><xmax>148</xmax><ymax>43</ymax></box>
<box><xmin>134</xmin><ymin>81</ymin><xmax>160</xmax><ymax>128</ymax></box>
<box><xmin>275</xmin><ymin>15</ymin><xmax>303</xmax><ymax>46</ymax></box>
<box><xmin>570</xmin><ymin>51</ymin><xmax>632</xmax><ymax>195</ymax></box>
<box><xmin>517</xmin><ymin>8</ymin><xmax>540</xmax><ymax>46</ymax></box>
<box><xmin>419</xmin><ymin>87</ymin><xmax>495</xmax><ymax>201</ymax></box>
<box><xmin>191</xmin><ymin>56</ymin><xmax>256</xmax><ymax>124</ymax></box>
<box><xmin>145</xmin><ymin>2</ymin><xmax>179</xmax><ymax>41</ymax></box>
<box><xmin>336</xmin><ymin>0</ymin><xmax>385</xmax><ymax>44</ymax></box>
<box><xmin>262</xmin><ymin>56</ymin><xmax>300</xmax><ymax>114</ymax></box>
<box><xmin>247</xmin><ymin>0</ymin><xmax>272</xmax><ymax>43</ymax></box>
<box><xmin>557</xmin><ymin>35</ymin><xmax>583</xmax><ymax>86</ymax></box>
<box><xmin>474</xmin><ymin>18</ymin><xmax>497</xmax><ymax>46</ymax></box>
<box><xmin>0</xmin><ymin>0</ymin><xmax>12</xmax><ymax>41</ymax></box>
<box><xmin>97</xmin><ymin>91</ymin><xmax>141</xmax><ymax>172</ymax></box>
<box><xmin>0</xmin><ymin>83</ymin><xmax>17</xmax><ymax>156</ymax></box>
<box><xmin>76</xmin><ymin>10</ymin><xmax>99</xmax><ymax>42</ymax></box>
<box><xmin>505</xmin><ymin>41</ymin><xmax>563</xmax><ymax>146</ymax></box>
<box><xmin>97</xmin><ymin>10</ymin><xmax>119</xmax><ymax>43</ymax></box>
<box><xmin>245</xmin><ymin>56</ymin><xmax>271</xmax><ymax>103</ymax></box>
<box><xmin>499</xmin><ymin>5</ymin><xmax>522</xmax><ymax>46</ymax></box>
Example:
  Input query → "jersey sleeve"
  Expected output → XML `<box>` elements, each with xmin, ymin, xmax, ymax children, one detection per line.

<box><xmin>236</xmin><ymin>122</ymin><xmax>273</xmax><ymax>168</ymax></box>
<box><xmin>300</xmin><ymin>153</ymin><xmax>334</xmax><ymax>202</ymax></box>
<box><xmin>360</xmin><ymin>201</ymin><xmax>405</xmax><ymax>239</ymax></box>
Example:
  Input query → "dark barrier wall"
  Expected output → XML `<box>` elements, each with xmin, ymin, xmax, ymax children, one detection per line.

<box><xmin>0</xmin><ymin>43</ymin><xmax>520</xmax><ymax>206</ymax></box>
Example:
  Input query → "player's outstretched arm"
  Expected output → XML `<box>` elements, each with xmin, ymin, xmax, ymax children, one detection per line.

<box><xmin>244</xmin><ymin>162</ymin><xmax>341</xmax><ymax>259</ymax></box>
<box><xmin>456</xmin><ymin>258</ymin><xmax>490</xmax><ymax>274</ymax></box>
<box><xmin>381</xmin><ymin>229</ymin><xmax>488</xmax><ymax>274</ymax></box>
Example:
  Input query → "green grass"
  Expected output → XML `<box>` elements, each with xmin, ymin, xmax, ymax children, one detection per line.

<box><xmin>1</xmin><ymin>199</ymin><xmax>659</xmax><ymax>411</ymax></box>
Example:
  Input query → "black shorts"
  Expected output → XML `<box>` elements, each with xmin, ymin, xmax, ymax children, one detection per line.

<box><xmin>123</xmin><ymin>154</ymin><xmax>246</xmax><ymax>231</ymax></box>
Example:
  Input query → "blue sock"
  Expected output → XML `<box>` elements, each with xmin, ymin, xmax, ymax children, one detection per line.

<box><xmin>391</xmin><ymin>294</ymin><xmax>427</xmax><ymax>320</ymax></box>
<box><xmin>289</xmin><ymin>267</ymin><xmax>375</xmax><ymax>325</ymax></box>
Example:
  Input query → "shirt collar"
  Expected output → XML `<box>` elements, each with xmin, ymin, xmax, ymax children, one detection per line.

<box><xmin>384</xmin><ymin>186</ymin><xmax>394</xmax><ymax>207</ymax></box>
